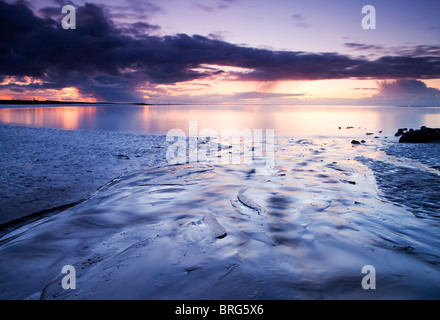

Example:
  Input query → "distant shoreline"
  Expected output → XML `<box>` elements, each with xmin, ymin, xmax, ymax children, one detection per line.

<box><xmin>1</xmin><ymin>100</ymin><xmax>438</xmax><ymax>108</ymax></box>
<box><xmin>0</xmin><ymin>99</ymin><xmax>150</xmax><ymax>106</ymax></box>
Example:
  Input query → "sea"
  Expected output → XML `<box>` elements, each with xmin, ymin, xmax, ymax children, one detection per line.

<box><xmin>0</xmin><ymin>104</ymin><xmax>439</xmax><ymax>299</ymax></box>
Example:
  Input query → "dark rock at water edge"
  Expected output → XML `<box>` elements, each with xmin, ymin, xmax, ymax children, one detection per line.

<box><xmin>398</xmin><ymin>126</ymin><xmax>440</xmax><ymax>143</ymax></box>
<box><xmin>395</xmin><ymin>128</ymin><xmax>408</xmax><ymax>137</ymax></box>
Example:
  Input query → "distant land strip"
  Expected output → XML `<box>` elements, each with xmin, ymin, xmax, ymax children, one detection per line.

<box><xmin>0</xmin><ymin>99</ymin><xmax>150</xmax><ymax>106</ymax></box>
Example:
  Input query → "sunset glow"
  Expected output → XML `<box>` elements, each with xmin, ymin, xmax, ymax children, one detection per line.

<box><xmin>0</xmin><ymin>0</ymin><xmax>438</xmax><ymax>105</ymax></box>
<box><xmin>0</xmin><ymin>106</ymin><xmax>97</xmax><ymax>130</ymax></box>
<box><xmin>1</xmin><ymin>0</ymin><xmax>440</xmax><ymax>302</ymax></box>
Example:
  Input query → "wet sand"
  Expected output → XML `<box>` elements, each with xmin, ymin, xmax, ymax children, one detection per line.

<box><xmin>0</xmin><ymin>124</ymin><xmax>167</xmax><ymax>226</ymax></box>
<box><xmin>1</xmin><ymin>125</ymin><xmax>439</xmax><ymax>299</ymax></box>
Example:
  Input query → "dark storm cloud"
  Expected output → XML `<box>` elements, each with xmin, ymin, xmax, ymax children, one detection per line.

<box><xmin>367</xmin><ymin>80</ymin><xmax>440</xmax><ymax>106</ymax></box>
<box><xmin>1</xmin><ymin>1</ymin><xmax>440</xmax><ymax>101</ymax></box>
<box><xmin>39</xmin><ymin>6</ymin><xmax>65</xmax><ymax>18</ymax></box>
<box><xmin>107</xmin><ymin>0</ymin><xmax>162</xmax><ymax>22</ymax></box>
<box><xmin>377</xmin><ymin>79</ymin><xmax>440</xmax><ymax>97</ymax></box>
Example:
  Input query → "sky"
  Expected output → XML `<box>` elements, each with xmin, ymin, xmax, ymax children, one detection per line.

<box><xmin>0</xmin><ymin>0</ymin><xmax>440</xmax><ymax>105</ymax></box>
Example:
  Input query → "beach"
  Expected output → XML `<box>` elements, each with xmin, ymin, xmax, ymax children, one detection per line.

<box><xmin>1</xmin><ymin>0</ymin><xmax>440</xmax><ymax>303</ymax></box>
<box><xmin>0</xmin><ymin>124</ymin><xmax>167</xmax><ymax>227</ymax></box>
<box><xmin>1</xmin><ymin>123</ymin><xmax>439</xmax><ymax>299</ymax></box>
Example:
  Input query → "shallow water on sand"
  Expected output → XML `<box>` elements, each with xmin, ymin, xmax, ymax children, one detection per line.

<box><xmin>0</xmin><ymin>137</ymin><xmax>439</xmax><ymax>299</ymax></box>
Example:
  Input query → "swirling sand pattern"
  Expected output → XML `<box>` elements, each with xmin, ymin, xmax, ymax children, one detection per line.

<box><xmin>0</xmin><ymin>137</ymin><xmax>439</xmax><ymax>299</ymax></box>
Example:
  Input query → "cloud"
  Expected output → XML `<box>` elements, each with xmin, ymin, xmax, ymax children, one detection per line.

<box><xmin>207</xmin><ymin>31</ymin><xmax>228</xmax><ymax>41</ymax></box>
<box><xmin>193</xmin><ymin>0</ymin><xmax>238</xmax><ymax>12</ymax></box>
<box><xmin>344</xmin><ymin>43</ymin><xmax>440</xmax><ymax>58</ymax></box>
<box><xmin>119</xmin><ymin>22</ymin><xmax>161</xmax><ymax>37</ymax></box>
<box><xmin>369</xmin><ymin>80</ymin><xmax>440</xmax><ymax>106</ymax></box>
<box><xmin>232</xmin><ymin>91</ymin><xmax>304</xmax><ymax>101</ymax></box>
<box><xmin>352</xmin><ymin>87</ymin><xmax>378</xmax><ymax>91</ymax></box>
<box><xmin>192</xmin><ymin>3</ymin><xmax>216</xmax><ymax>13</ymax></box>
<box><xmin>344</xmin><ymin>42</ymin><xmax>383</xmax><ymax>52</ymax></box>
<box><xmin>377</xmin><ymin>79</ymin><xmax>438</xmax><ymax>95</ymax></box>
<box><xmin>142</xmin><ymin>90</ymin><xmax>305</xmax><ymax>105</ymax></box>
<box><xmin>291</xmin><ymin>14</ymin><xmax>310</xmax><ymax>29</ymax></box>
<box><xmin>102</xmin><ymin>0</ymin><xmax>162</xmax><ymax>22</ymax></box>
<box><xmin>1</xmin><ymin>1</ymin><xmax>440</xmax><ymax>102</ymax></box>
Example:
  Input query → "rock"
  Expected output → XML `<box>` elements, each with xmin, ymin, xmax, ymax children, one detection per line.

<box><xmin>351</xmin><ymin>140</ymin><xmax>361</xmax><ymax>145</ymax></box>
<box><xmin>395</xmin><ymin>128</ymin><xmax>408</xmax><ymax>137</ymax></box>
<box><xmin>202</xmin><ymin>212</ymin><xmax>227</xmax><ymax>239</ymax></box>
<box><xmin>117</xmin><ymin>154</ymin><xmax>130</xmax><ymax>160</ymax></box>
<box><xmin>399</xmin><ymin>127</ymin><xmax>440</xmax><ymax>143</ymax></box>
<box><xmin>361</xmin><ymin>140</ymin><xmax>366</xmax><ymax>143</ymax></box>
<box><xmin>237</xmin><ymin>194</ymin><xmax>266</xmax><ymax>215</ymax></box>
<box><xmin>181</xmin><ymin>212</ymin><xmax>227</xmax><ymax>242</ymax></box>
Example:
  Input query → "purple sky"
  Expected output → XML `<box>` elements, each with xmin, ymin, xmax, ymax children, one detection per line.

<box><xmin>1</xmin><ymin>0</ymin><xmax>439</xmax><ymax>105</ymax></box>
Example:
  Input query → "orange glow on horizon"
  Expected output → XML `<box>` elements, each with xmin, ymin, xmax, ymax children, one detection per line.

<box><xmin>0</xmin><ymin>94</ymin><xmax>14</xmax><ymax>100</ymax></box>
<box><xmin>1</xmin><ymin>78</ymin><xmax>438</xmax><ymax>104</ymax></box>
<box><xmin>0</xmin><ymin>106</ymin><xmax>97</xmax><ymax>130</ymax></box>
<box><xmin>0</xmin><ymin>84</ymin><xmax>96</xmax><ymax>103</ymax></box>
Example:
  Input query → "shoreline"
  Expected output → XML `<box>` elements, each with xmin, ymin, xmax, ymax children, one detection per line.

<box><xmin>0</xmin><ymin>124</ymin><xmax>439</xmax><ymax>299</ymax></box>
<box><xmin>2</xmin><ymin>123</ymin><xmax>438</xmax><ymax>227</ymax></box>
<box><xmin>0</xmin><ymin>123</ymin><xmax>167</xmax><ymax>226</ymax></box>
<box><xmin>0</xmin><ymin>122</ymin><xmax>384</xmax><ymax>227</ymax></box>
<box><xmin>1</xmin><ymin>122</ymin><xmax>436</xmax><ymax>227</ymax></box>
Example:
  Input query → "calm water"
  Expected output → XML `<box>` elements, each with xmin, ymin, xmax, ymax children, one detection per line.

<box><xmin>0</xmin><ymin>104</ymin><xmax>439</xmax><ymax>137</ymax></box>
<box><xmin>1</xmin><ymin>104</ymin><xmax>440</xmax><ymax>299</ymax></box>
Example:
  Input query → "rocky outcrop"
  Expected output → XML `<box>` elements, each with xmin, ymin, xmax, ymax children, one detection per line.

<box><xmin>398</xmin><ymin>126</ymin><xmax>440</xmax><ymax>143</ymax></box>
